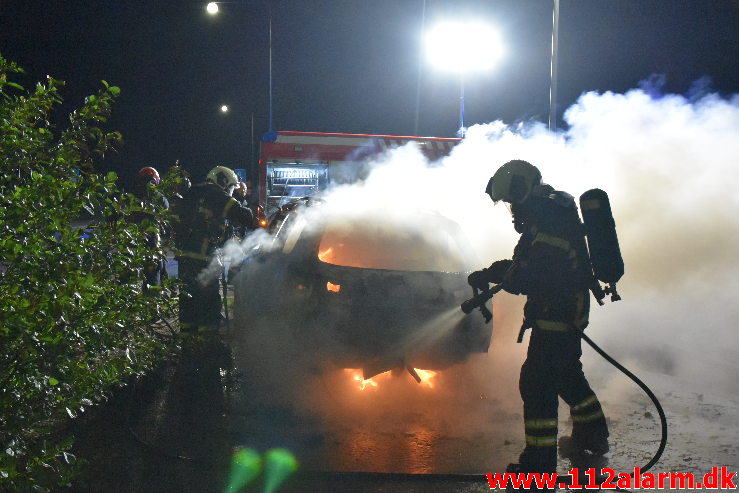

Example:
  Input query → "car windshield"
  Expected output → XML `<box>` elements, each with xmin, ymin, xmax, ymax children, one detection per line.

<box><xmin>317</xmin><ymin>218</ymin><xmax>470</xmax><ymax>272</ymax></box>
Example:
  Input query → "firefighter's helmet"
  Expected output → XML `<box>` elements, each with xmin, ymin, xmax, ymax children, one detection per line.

<box><xmin>138</xmin><ymin>167</ymin><xmax>160</xmax><ymax>186</ymax></box>
<box><xmin>486</xmin><ymin>160</ymin><xmax>542</xmax><ymax>204</ymax></box>
<box><xmin>206</xmin><ymin>166</ymin><xmax>239</xmax><ymax>192</ymax></box>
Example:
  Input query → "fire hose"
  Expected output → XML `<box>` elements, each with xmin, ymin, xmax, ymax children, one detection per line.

<box><xmin>460</xmin><ymin>284</ymin><xmax>668</xmax><ymax>485</ymax></box>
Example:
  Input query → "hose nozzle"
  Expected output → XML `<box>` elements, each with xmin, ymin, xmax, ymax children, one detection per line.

<box><xmin>461</xmin><ymin>284</ymin><xmax>503</xmax><ymax>322</ymax></box>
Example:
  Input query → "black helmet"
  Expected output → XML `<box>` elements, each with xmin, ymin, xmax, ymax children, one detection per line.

<box><xmin>486</xmin><ymin>160</ymin><xmax>542</xmax><ymax>204</ymax></box>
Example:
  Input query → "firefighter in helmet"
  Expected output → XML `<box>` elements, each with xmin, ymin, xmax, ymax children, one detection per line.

<box><xmin>468</xmin><ymin>160</ymin><xmax>609</xmax><ymax>486</ymax></box>
<box><xmin>131</xmin><ymin>166</ymin><xmax>169</xmax><ymax>288</ymax></box>
<box><xmin>174</xmin><ymin>166</ymin><xmax>254</xmax><ymax>332</ymax></box>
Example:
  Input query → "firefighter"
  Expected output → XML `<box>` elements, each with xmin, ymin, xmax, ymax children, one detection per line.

<box><xmin>227</xmin><ymin>180</ymin><xmax>256</xmax><ymax>239</ymax></box>
<box><xmin>174</xmin><ymin>166</ymin><xmax>254</xmax><ymax>332</ymax></box>
<box><xmin>468</xmin><ymin>160</ymin><xmax>609</xmax><ymax>486</ymax></box>
<box><xmin>131</xmin><ymin>166</ymin><xmax>169</xmax><ymax>288</ymax></box>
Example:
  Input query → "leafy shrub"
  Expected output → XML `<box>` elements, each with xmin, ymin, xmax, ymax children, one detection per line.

<box><xmin>0</xmin><ymin>53</ymin><xmax>177</xmax><ymax>491</ymax></box>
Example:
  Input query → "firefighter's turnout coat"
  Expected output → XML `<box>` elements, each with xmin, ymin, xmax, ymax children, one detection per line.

<box><xmin>174</xmin><ymin>182</ymin><xmax>254</xmax><ymax>331</ymax></box>
<box><xmin>174</xmin><ymin>182</ymin><xmax>253</xmax><ymax>261</ymax></box>
<box><xmin>500</xmin><ymin>185</ymin><xmax>608</xmax><ymax>473</ymax></box>
<box><xmin>503</xmin><ymin>186</ymin><xmax>592</xmax><ymax>335</ymax></box>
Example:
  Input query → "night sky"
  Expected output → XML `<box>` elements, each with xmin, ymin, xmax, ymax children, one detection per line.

<box><xmin>2</xmin><ymin>0</ymin><xmax>738</xmax><ymax>185</ymax></box>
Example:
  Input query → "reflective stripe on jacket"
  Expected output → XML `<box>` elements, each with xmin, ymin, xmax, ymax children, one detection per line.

<box><xmin>503</xmin><ymin>187</ymin><xmax>593</xmax><ymax>332</ymax></box>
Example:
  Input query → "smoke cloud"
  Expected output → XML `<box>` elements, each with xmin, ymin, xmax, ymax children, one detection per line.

<box><xmin>224</xmin><ymin>86</ymin><xmax>739</xmax><ymax>471</ymax></box>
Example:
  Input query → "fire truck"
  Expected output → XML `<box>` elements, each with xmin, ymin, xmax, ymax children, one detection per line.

<box><xmin>258</xmin><ymin>131</ymin><xmax>461</xmax><ymax>220</ymax></box>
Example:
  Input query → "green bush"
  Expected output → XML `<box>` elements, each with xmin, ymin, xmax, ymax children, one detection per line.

<box><xmin>0</xmin><ymin>53</ymin><xmax>177</xmax><ymax>491</ymax></box>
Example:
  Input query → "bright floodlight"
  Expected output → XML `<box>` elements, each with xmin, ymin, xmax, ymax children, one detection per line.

<box><xmin>206</xmin><ymin>2</ymin><xmax>219</xmax><ymax>14</ymax></box>
<box><xmin>425</xmin><ymin>21</ymin><xmax>503</xmax><ymax>73</ymax></box>
<box><xmin>221</xmin><ymin>104</ymin><xmax>229</xmax><ymax>113</ymax></box>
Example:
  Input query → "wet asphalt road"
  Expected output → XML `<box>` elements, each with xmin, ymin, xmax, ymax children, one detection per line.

<box><xmin>67</xmin><ymin>302</ymin><xmax>739</xmax><ymax>493</ymax></box>
<box><xmin>68</xmin><ymin>343</ymin><xmax>500</xmax><ymax>493</ymax></box>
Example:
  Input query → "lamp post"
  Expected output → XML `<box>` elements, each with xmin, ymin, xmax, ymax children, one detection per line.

<box><xmin>206</xmin><ymin>1</ymin><xmax>274</xmax><ymax>183</ymax></box>
<box><xmin>206</xmin><ymin>1</ymin><xmax>274</xmax><ymax>137</ymax></box>
<box><xmin>549</xmin><ymin>0</ymin><xmax>560</xmax><ymax>132</ymax></box>
<box><xmin>424</xmin><ymin>20</ymin><xmax>503</xmax><ymax>137</ymax></box>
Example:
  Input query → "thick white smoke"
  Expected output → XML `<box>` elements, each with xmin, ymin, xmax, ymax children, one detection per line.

<box><xmin>308</xmin><ymin>87</ymin><xmax>739</xmax><ymax>392</ymax></box>
<box><xmin>224</xmin><ymin>86</ymin><xmax>739</xmax><ymax>472</ymax></box>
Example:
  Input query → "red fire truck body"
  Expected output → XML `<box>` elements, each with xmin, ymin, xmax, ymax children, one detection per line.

<box><xmin>258</xmin><ymin>131</ymin><xmax>460</xmax><ymax>218</ymax></box>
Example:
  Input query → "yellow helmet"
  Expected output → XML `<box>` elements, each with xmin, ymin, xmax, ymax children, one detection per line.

<box><xmin>206</xmin><ymin>166</ymin><xmax>239</xmax><ymax>191</ymax></box>
<box><xmin>485</xmin><ymin>160</ymin><xmax>542</xmax><ymax>204</ymax></box>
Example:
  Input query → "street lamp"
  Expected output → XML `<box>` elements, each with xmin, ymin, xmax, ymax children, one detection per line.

<box><xmin>206</xmin><ymin>1</ymin><xmax>275</xmax><ymax>184</ymax></box>
<box><xmin>205</xmin><ymin>1</ymin><xmax>274</xmax><ymax>138</ymax></box>
<box><xmin>424</xmin><ymin>20</ymin><xmax>503</xmax><ymax>136</ymax></box>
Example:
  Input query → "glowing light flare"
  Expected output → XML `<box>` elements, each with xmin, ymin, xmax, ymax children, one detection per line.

<box><xmin>225</xmin><ymin>448</ymin><xmax>262</xmax><ymax>493</ymax></box>
<box><xmin>263</xmin><ymin>448</ymin><xmax>299</xmax><ymax>493</ymax></box>
<box><xmin>206</xmin><ymin>2</ymin><xmax>219</xmax><ymax>14</ymax></box>
<box><xmin>326</xmin><ymin>281</ymin><xmax>341</xmax><ymax>293</ymax></box>
<box><xmin>424</xmin><ymin>21</ymin><xmax>504</xmax><ymax>73</ymax></box>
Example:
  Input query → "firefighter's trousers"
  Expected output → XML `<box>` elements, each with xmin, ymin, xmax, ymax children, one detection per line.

<box><xmin>178</xmin><ymin>257</ymin><xmax>223</xmax><ymax>332</ymax></box>
<box><xmin>518</xmin><ymin>326</ymin><xmax>608</xmax><ymax>473</ymax></box>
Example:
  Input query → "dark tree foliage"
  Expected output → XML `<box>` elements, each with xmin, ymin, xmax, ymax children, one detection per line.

<box><xmin>0</xmin><ymin>53</ymin><xmax>178</xmax><ymax>491</ymax></box>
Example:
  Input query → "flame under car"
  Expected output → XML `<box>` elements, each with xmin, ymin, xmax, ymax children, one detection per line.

<box><xmin>232</xmin><ymin>199</ymin><xmax>491</xmax><ymax>381</ymax></box>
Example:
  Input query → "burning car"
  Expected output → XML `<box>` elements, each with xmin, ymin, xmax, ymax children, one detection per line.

<box><xmin>232</xmin><ymin>197</ymin><xmax>491</xmax><ymax>382</ymax></box>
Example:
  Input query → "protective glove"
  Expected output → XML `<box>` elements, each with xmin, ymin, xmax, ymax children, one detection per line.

<box><xmin>487</xmin><ymin>259</ymin><xmax>513</xmax><ymax>283</ymax></box>
<box><xmin>467</xmin><ymin>270</ymin><xmax>491</xmax><ymax>290</ymax></box>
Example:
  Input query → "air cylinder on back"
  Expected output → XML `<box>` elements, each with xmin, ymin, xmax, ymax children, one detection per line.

<box><xmin>579</xmin><ymin>188</ymin><xmax>624</xmax><ymax>284</ymax></box>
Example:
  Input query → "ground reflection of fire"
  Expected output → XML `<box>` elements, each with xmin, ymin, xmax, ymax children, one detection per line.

<box><xmin>344</xmin><ymin>368</ymin><xmax>438</xmax><ymax>390</ymax></box>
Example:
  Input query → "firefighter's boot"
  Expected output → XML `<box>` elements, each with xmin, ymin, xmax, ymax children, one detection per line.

<box><xmin>559</xmin><ymin>433</ymin><xmax>609</xmax><ymax>457</ymax></box>
<box><xmin>569</xmin><ymin>421</ymin><xmax>609</xmax><ymax>455</ymax></box>
<box><xmin>565</xmin><ymin>394</ymin><xmax>609</xmax><ymax>456</ymax></box>
<box><xmin>505</xmin><ymin>447</ymin><xmax>557</xmax><ymax>492</ymax></box>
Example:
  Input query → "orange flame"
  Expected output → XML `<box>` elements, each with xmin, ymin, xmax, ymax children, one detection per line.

<box><xmin>318</xmin><ymin>247</ymin><xmax>333</xmax><ymax>262</ymax></box>
<box><xmin>414</xmin><ymin>369</ymin><xmax>438</xmax><ymax>388</ymax></box>
<box><xmin>344</xmin><ymin>368</ymin><xmax>438</xmax><ymax>390</ymax></box>
<box><xmin>326</xmin><ymin>282</ymin><xmax>341</xmax><ymax>293</ymax></box>
<box><xmin>344</xmin><ymin>369</ymin><xmax>383</xmax><ymax>390</ymax></box>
